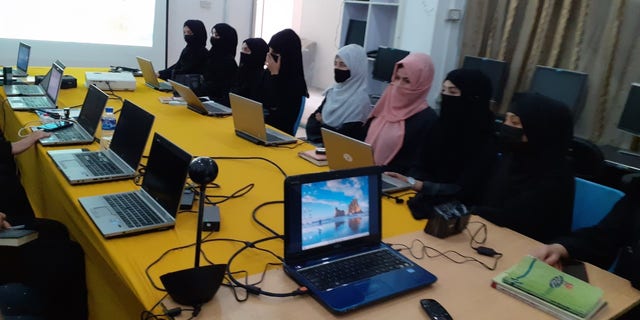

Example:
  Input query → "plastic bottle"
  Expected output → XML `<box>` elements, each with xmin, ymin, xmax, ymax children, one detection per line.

<box><xmin>100</xmin><ymin>107</ymin><xmax>116</xmax><ymax>150</ymax></box>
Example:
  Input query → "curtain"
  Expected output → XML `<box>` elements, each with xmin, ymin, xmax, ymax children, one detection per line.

<box><xmin>459</xmin><ymin>0</ymin><xmax>640</xmax><ymax>148</ymax></box>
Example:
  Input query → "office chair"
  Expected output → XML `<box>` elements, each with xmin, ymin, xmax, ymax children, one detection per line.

<box><xmin>572</xmin><ymin>177</ymin><xmax>624</xmax><ymax>232</ymax></box>
<box><xmin>567</xmin><ymin>137</ymin><xmax>605</xmax><ymax>181</ymax></box>
<box><xmin>293</xmin><ymin>96</ymin><xmax>307</xmax><ymax>136</ymax></box>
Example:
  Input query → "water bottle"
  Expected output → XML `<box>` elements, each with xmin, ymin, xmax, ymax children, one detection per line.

<box><xmin>100</xmin><ymin>107</ymin><xmax>116</xmax><ymax>150</ymax></box>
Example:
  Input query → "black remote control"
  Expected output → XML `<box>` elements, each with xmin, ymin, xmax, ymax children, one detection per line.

<box><xmin>420</xmin><ymin>299</ymin><xmax>453</xmax><ymax>320</ymax></box>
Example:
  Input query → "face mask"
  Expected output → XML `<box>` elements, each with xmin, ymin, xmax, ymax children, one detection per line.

<box><xmin>210</xmin><ymin>36</ymin><xmax>218</xmax><ymax>47</ymax></box>
<box><xmin>439</xmin><ymin>94</ymin><xmax>465</xmax><ymax>119</ymax></box>
<box><xmin>239</xmin><ymin>52</ymin><xmax>250</xmax><ymax>67</ymax></box>
<box><xmin>184</xmin><ymin>34</ymin><xmax>194</xmax><ymax>44</ymax></box>
<box><xmin>499</xmin><ymin>123</ymin><xmax>526</xmax><ymax>150</ymax></box>
<box><xmin>334</xmin><ymin>69</ymin><xmax>351</xmax><ymax>83</ymax></box>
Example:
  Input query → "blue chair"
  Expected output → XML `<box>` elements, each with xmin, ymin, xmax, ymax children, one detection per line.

<box><xmin>292</xmin><ymin>96</ymin><xmax>307</xmax><ymax>136</ymax></box>
<box><xmin>572</xmin><ymin>177</ymin><xmax>624</xmax><ymax>231</ymax></box>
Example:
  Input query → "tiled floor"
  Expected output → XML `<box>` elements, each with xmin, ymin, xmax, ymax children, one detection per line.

<box><xmin>295</xmin><ymin>86</ymin><xmax>324</xmax><ymax>138</ymax></box>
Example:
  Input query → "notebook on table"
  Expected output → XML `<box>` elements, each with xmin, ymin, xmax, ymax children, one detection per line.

<box><xmin>283</xmin><ymin>166</ymin><xmax>437</xmax><ymax>313</ymax></box>
<box><xmin>229</xmin><ymin>92</ymin><xmax>297</xmax><ymax>146</ymax></box>
<box><xmin>47</xmin><ymin>100</ymin><xmax>155</xmax><ymax>184</ymax></box>
<box><xmin>136</xmin><ymin>56</ymin><xmax>173</xmax><ymax>92</ymax></box>
<box><xmin>320</xmin><ymin>128</ymin><xmax>413</xmax><ymax>193</ymax></box>
<box><xmin>7</xmin><ymin>61</ymin><xmax>65</xmax><ymax>110</ymax></box>
<box><xmin>169</xmin><ymin>79</ymin><xmax>232</xmax><ymax>116</ymax></box>
<box><xmin>38</xmin><ymin>84</ymin><xmax>108</xmax><ymax>146</ymax></box>
<box><xmin>78</xmin><ymin>133</ymin><xmax>191</xmax><ymax>238</ymax></box>
<box><xmin>13</xmin><ymin>42</ymin><xmax>31</xmax><ymax>77</ymax></box>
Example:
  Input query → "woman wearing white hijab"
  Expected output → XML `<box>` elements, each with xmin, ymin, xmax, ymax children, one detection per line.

<box><xmin>305</xmin><ymin>44</ymin><xmax>371</xmax><ymax>143</ymax></box>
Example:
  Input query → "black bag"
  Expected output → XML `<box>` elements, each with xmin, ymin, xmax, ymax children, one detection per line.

<box><xmin>172</xmin><ymin>73</ymin><xmax>204</xmax><ymax>95</ymax></box>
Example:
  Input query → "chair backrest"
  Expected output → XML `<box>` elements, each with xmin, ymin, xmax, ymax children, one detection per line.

<box><xmin>567</xmin><ymin>137</ymin><xmax>604</xmax><ymax>180</ymax></box>
<box><xmin>572</xmin><ymin>177</ymin><xmax>624</xmax><ymax>231</ymax></box>
<box><xmin>293</xmin><ymin>96</ymin><xmax>306</xmax><ymax>135</ymax></box>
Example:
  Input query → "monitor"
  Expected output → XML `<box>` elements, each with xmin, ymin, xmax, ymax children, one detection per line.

<box><xmin>529</xmin><ymin>65</ymin><xmax>588</xmax><ymax>116</ymax></box>
<box><xmin>372</xmin><ymin>47</ymin><xmax>410</xmax><ymax>82</ymax></box>
<box><xmin>344</xmin><ymin>19</ymin><xmax>366</xmax><ymax>46</ymax></box>
<box><xmin>617</xmin><ymin>83</ymin><xmax>640</xmax><ymax>136</ymax></box>
<box><xmin>462</xmin><ymin>55</ymin><xmax>509</xmax><ymax>103</ymax></box>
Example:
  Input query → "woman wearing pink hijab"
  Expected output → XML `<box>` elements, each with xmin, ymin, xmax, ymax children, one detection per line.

<box><xmin>364</xmin><ymin>52</ymin><xmax>438</xmax><ymax>174</ymax></box>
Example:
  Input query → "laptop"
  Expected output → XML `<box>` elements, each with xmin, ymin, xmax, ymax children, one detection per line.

<box><xmin>229</xmin><ymin>93</ymin><xmax>297</xmax><ymax>145</ymax></box>
<box><xmin>47</xmin><ymin>100</ymin><xmax>155</xmax><ymax>185</ymax></box>
<box><xmin>78</xmin><ymin>133</ymin><xmax>191</xmax><ymax>238</ymax></box>
<box><xmin>38</xmin><ymin>84</ymin><xmax>108</xmax><ymax>146</ymax></box>
<box><xmin>3</xmin><ymin>59</ymin><xmax>57</xmax><ymax>96</ymax></box>
<box><xmin>169</xmin><ymin>79</ymin><xmax>232</xmax><ymax>116</ymax></box>
<box><xmin>283</xmin><ymin>167</ymin><xmax>437</xmax><ymax>313</ymax></box>
<box><xmin>321</xmin><ymin>128</ymin><xmax>413</xmax><ymax>193</ymax></box>
<box><xmin>7</xmin><ymin>62</ymin><xmax>65</xmax><ymax>110</ymax></box>
<box><xmin>136</xmin><ymin>56</ymin><xmax>173</xmax><ymax>92</ymax></box>
<box><xmin>13</xmin><ymin>42</ymin><xmax>31</xmax><ymax>77</ymax></box>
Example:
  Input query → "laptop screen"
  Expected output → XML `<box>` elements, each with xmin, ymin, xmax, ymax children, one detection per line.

<box><xmin>46</xmin><ymin>62</ymin><xmax>64</xmax><ymax>103</ymax></box>
<box><xmin>77</xmin><ymin>85</ymin><xmax>108</xmax><ymax>136</ymax></box>
<box><xmin>110</xmin><ymin>100</ymin><xmax>155</xmax><ymax>170</ymax></box>
<box><xmin>16</xmin><ymin>42</ymin><xmax>30</xmax><ymax>73</ymax></box>
<box><xmin>284</xmin><ymin>167</ymin><xmax>382</xmax><ymax>261</ymax></box>
<box><xmin>142</xmin><ymin>133</ymin><xmax>191</xmax><ymax>216</ymax></box>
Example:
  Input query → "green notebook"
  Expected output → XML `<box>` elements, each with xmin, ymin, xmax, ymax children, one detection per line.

<box><xmin>501</xmin><ymin>255</ymin><xmax>603</xmax><ymax>318</ymax></box>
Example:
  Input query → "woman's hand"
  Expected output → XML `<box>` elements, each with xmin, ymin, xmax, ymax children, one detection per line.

<box><xmin>0</xmin><ymin>212</ymin><xmax>11</xmax><ymax>230</ymax></box>
<box><xmin>530</xmin><ymin>243</ymin><xmax>569</xmax><ymax>270</ymax></box>
<box><xmin>315</xmin><ymin>113</ymin><xmax>323</xmax><ymax>123</ymax></box>
<box><xmin>265</xmin><ymin>53</ymin><xmax>281</xmax><ymax>75</ymax></box>
<box><xmin>11</xmin><ymin>130</ymin><xmax>52</xmax><ymax>155</ymax></box>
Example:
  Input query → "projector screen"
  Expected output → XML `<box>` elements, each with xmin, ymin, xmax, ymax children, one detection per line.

<box><xmin>0</xmin><ymin>0</ymin><xmax>166</xmax><ymax>69</ymax></box>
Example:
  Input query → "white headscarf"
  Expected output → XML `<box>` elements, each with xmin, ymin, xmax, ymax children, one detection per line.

<box><xmin>321</xmin><ymin>44</ymin><xmax>371</xmax><ymax>128</ymax></box>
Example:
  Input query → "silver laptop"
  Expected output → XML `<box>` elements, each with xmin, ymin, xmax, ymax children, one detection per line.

<box><xmin>169</xmin><ymin>79</ymin><xmax>232</xmax><ymax>116</ymax></box>
<box><xmin>321</xmin><ymin>128</ymin><xmax>412</xmax><ymax>193</ymax></box>
<box><xmin>283</xmin><ymin>167</ymin><xmax>437</xmax><ymax>313</ymax></box>
<box><xmin>13</xmin><ymin>42</ymin><xmax>31</xmax><ymax>77</ymax></box>
<box><xmin>39</xmin><ymin>85</ymin><xmax>108</xmax><ymax>146</ymax></box>
<box><xmin>136</xmin><ymin>56</ymin><xmax>173</xmax><ymax>92</ymax></box>
<box><xmin>7</xmin><ymin>62</ymin><xmax>65</xmax><ymax>110</ymax></box>
<box><xmin>78</xmin><ymin>133</ymin><xmax>191</xmax><ymax>238</ymax></box>
<box><xmin>229</xmin><ymin>93</ymin><xmax>297</xmax><ymax>145</ymax></box>
<box><xmin>47</xmin><ymin>100</ymin><xmax>155</xmax><ymax>184</ymax></box>
<box><xmin>4</xmin><ymin>57</ymin><xmax>55</xmax><ymax>96</ymax></box>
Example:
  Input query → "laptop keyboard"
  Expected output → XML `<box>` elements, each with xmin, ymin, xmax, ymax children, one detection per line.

<box><xmin>298</xmin><ymin>248</ymin><xmax>411</xmax><ymax>291</ymax></box>
<box><xmin>53</xmin><ymin>127</ymin><xmax>84</xmax><ymax>141</ymax></box>
<box><xmin>382</xmin><ymin>180</ymin><xmax>395</xmax><ymax>191</ymax></box>
<box><xmin>266</xmin><ymin>129</ymin><xmax>291</xmax><ymax>142</ymax></box>
<box><xmin>21</xmin><ymin>97</ymin><xmax>50</xmax><ymax>108</ymax></box>
<box><xmin>104</xmin><ymin>193</ymin><xmax>163</xmax><ymax>228</ymax></box>
<box><xmin>75</xmin><ymin>152</ymin><xmax>124</xmax><ymax>176</ymax></box>
<box><xmin>203</xmin><ymin>101</ymin><xmax>230</xmax><ymax>113</ymax></box>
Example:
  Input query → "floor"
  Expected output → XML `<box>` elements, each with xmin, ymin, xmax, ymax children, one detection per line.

<box><xmin>295</xmin><ymin>86</ymin><xmax>324</xmax><ymax>138</ymax></box>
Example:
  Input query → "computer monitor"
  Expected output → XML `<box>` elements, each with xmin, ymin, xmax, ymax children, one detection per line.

<box><xmin>372</xmin><ymin>47</ymin><xmax>410</xmax><ymax>82</ymax></box>
<box><xmin>344</xmin><ymin>19</ymin><xmax>366</xmax><ymax>46</ymax></box>
<box><xmin>529</xmin><ymin>65</ymin><xmax>588</xmax><ymax>117</ymax></box>
<box><xmin>617</xmin><ymin>83</ymin><xmax>640</xmax><ymax>137</ymax></box>
<box><xmin>462</xmin><ymin>56</ymin><xmax>509</xmax><ymax>103</ymax></box>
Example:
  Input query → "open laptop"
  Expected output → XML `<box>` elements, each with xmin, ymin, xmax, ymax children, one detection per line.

<box><xmin>321</xmin><ymin>128</ymin><xmax>413</xmax><ymax>193</ymax></box>
<box><xmin>229</xmin><ymin>93</ymin><xmax>297</xmax><ymax>145</ymax></box>
<box><xmin>13</xmin><ymin>42</ymin><xmax>31</xmax><ymax>77</ymax></box>
<box><xmin>169</xmin><ymin>79</ymin><xmax>232</xmax><ymax>116</ymax></box>
<box><xmin>47</xmin><ymin>100</ymin><xmax>155</xmax><ymax>184</ymax></box>
<box><xmin>136</xmin><ymin>56</ymin><xmax>173</xmax><ymax>92</ymax></box>
<box><xmin>38</xmin><ymin>84</ymin><xmax>108</xmax><ymax>146</ymax></box>
<box><xmin>78</xmin><ymin>133</ymin><xmax>191</xmax><ymax>238</ymax></box>
<box><xmin>283</xmin><ymin>167</ymin><xmax>437</xmax><ymax>313</ymax></box>
<box><xmin>3</xmin><ymin>60</ymin><xmax>57</xmax><ymax>96</ymax></box>
<box><xmin>7</xmin><ymin>62</ymin><xmax>64</xmax><ymax>110</ymax></box>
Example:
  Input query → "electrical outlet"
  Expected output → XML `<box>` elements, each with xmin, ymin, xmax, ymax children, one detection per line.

<box><xmin>446</xmin><ymin>9</ymin><xmax>462</xmax><ymax>21</ymax></box>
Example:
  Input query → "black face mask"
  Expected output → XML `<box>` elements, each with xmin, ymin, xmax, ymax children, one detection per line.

<box><xmin>210</xmin><ymin>36</ymin><xmax>218</xmax><ymax>47</ymax></box>
<box><xmin>334</xmin><ymin>69</ymin><xmax>351</xmax><ymax>83</ymax></box>
<box><xmin>439</xmin><ymin>94</ymin><xmax>465</xmax><ymax>120</ymax></box>
<box><xmin>184</xmin><ymin>34</ymin><xmax>194</xmax><ymax>44</ymax></box>
<box><xmin>239</xmin><ymin>52</ymin><xmax>250</xmax><ymax>67</ymax></box>
<box><xmin>499</xmin><ymin>123</ymin><xmax>526</xmax><ymax>151</ymax></box>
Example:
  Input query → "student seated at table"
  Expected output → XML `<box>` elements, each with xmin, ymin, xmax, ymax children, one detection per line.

<box><xmin>232</xmin><ymin>37</ymin><xmax>269</xmax><ymax>104</ymax></box>
<box><xmin>386</xmin><ymin>68</ymin><xmax>498</xmax><ymax>209</ymax></box>
<box><xmin>157</xmin><ymin>20</ymin><xmax>208</xmax><ymax>80</ymax></box>
<box><xmin>531</xmin><ymin>194</ymin><xmax>640</xmax><ymax>319</ymax></box>
<box><xmin>201</xmin><ymin>23</ymin><xmax>238</xmax><ymax>107</ymax></box>
<box><xmin>305</xmin><ymin>44</ymin><xmax>371</xmax><ymax>144</ymax></box>
<box><xmin>364</xmin><ymin>52</ymin><xmax>438</xmax><ymax>175</ymax></box>
<box><xmin>473</xmin><ymin>92</ymin><xmax>575</xmax><ymax>243</ymax></box>
<box><xmin>262</xmin><ymin>29</ymin><xmax>309</xmax><ymax>136</ymax></box>
<box><xmin>0</xmin><ymin>132</ymin><xmax>88</xmax><ymax>320</ymax></box>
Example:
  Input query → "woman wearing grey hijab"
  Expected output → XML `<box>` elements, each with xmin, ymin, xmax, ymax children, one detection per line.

<box><xmin>305</xmin><ymin>44</ymin><xmax>371</xmax><ymax>143</ymax></box>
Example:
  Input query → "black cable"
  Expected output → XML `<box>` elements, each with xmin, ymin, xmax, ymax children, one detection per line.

<box><xmin>271</xmin><ymin>140</ymin><xmax>305</xmax><ymax>149</ymax></box>
<box><xmin>251</xmin><ymin>200</ymin><xmax>284</xmax><ymax>237</ymax></box>
<box><xmin>104</xmin><ymin>81</ymin><xmax>124</xmax><ymax>102</ymax></box>
<box><xmin>204</xmin><ymin>183</ymin><xmax>254</xmax><ymax>205</ymax></box>
<box><xmin>208</xmin><ymin>156</ymin><xmax>287</xmax><ymax>177</ymax></box>
<box><xmin>389</xmin><ymin>238</ymin><xmax>502</xmax><ymax>271</ymax></box>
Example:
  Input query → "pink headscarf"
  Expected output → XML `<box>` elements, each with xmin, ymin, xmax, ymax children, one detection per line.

<box><xmin>365</xmin><ymin>53</ymin><xmax>435</xmax><ymax>165</ymax></box>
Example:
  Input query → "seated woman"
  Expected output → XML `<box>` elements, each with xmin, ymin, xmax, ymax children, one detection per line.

<box><xmin>158</xmin><ymin>20</ymin><xmax>208</xmax><ymax>80</ymax></box>
<box><xmin>0</xmin><ymin>132</ymin><xmax>88</xmax><ymax>320</ymax></box>
<box><xmin>233</xmin><ymin>37</ymin><xmax>269</xmax><ymax>103</ymax></box>
<box><xmin>305</xmin><ymin>44</ymin><xmax>371</xmax><ymax>144</ymax></box>
<box><xmin>364</xmin><ymin>52</ymin><xmax>438</xmax><ymax>175</ymax></box>
<box><xmin>262</xmin><ymin>29</ymin><xmax>309</xmax><ymax>136</ymax></box>
<box><xmin>474</xmin><ymin>92</ymin><xmax>575</xmax><ymax>243</ymax></box>
<box><xmin>201</xmin><ymin>23</ymin><xmax>238</xmax><ymax>107</ymax></box>
<box><xmin>387</xmin><ymin>68</ymin><xmax>498</xmax><ymax>211</ymax></box>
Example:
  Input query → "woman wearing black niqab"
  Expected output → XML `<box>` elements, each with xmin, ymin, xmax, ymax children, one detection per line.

<box><xmin>233</xmin><ymin>37</ymin><xmax>269</xmax><ymax>103</ymax></box>
<box><xmin>474</xmin><ymin>92</ymin><xmax>575</xmax><ymax>243</ymax></box>
<box><xmin>201</xmin><ymin>23</ymin><xmax>238</xmax><ymax>106</ymax></box>
<box><xmin>262</xmin><ymin>29</ymin><xmax>309</xmax><ymax>135</ymax></box>
<box><xmin>158</xmin><ymin>19</ymin><xmax>208</xmax><ymax>80</ymax></box>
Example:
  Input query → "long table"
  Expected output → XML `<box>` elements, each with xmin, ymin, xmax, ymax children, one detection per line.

<box><xmin>1</xmin><ymin>68</ymin><xmax>425</xmax><ymax>319</ymax></box>
<box><xmin>2</xmin><ymin>68</ymin><xmax>639</xmax><ymax>319</ymax></box>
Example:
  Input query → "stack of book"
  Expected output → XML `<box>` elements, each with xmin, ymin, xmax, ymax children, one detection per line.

<box><xmin>0</xmin><ymin>229</ymin><xmax>38</xmax><ymax>247</ymax></box>
<box><xmin>298</xmin><ymin>150</ymin><xmax>327</xmax><ymax>166</ymax></box>
<box><xmin>492</xmin><ymin>255</ymin><xmax>606</xmax><ymax>320</ymax></box>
